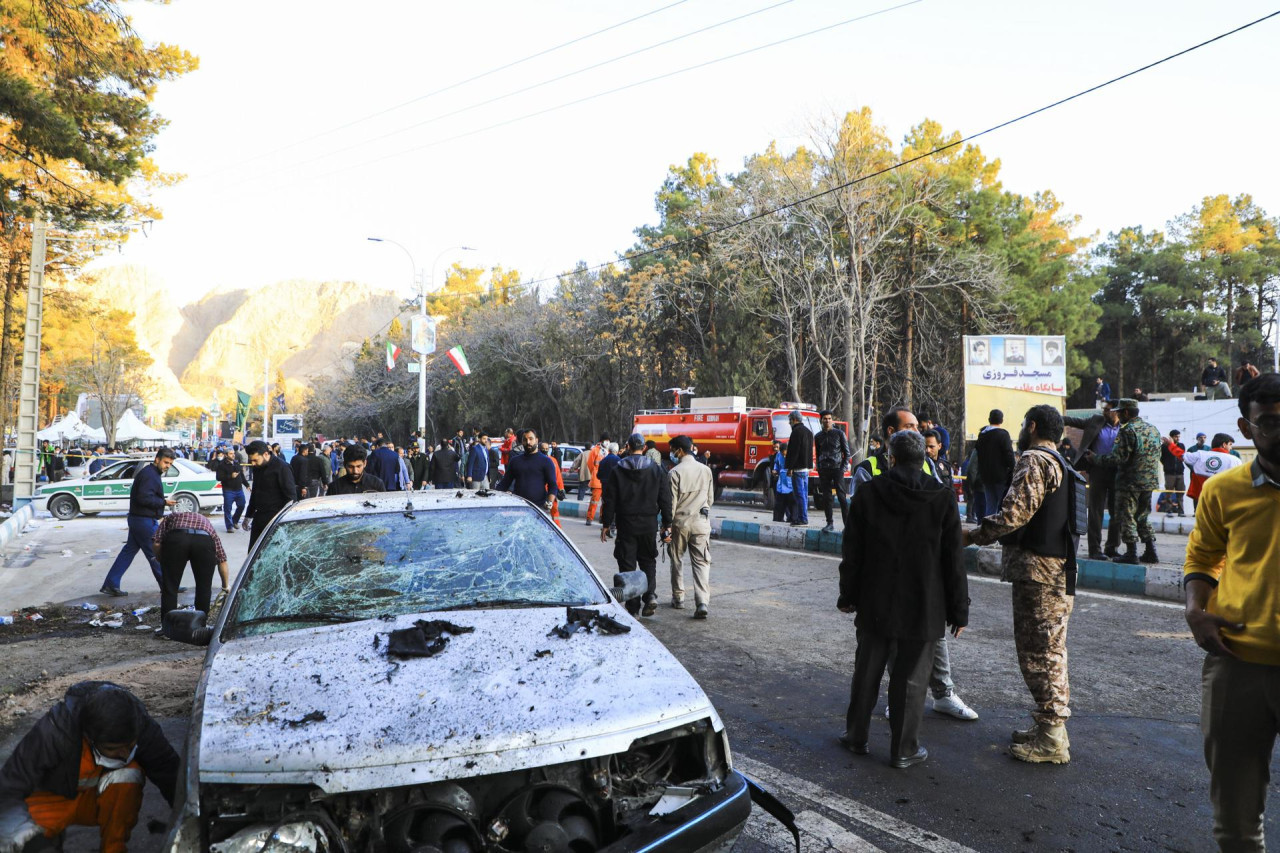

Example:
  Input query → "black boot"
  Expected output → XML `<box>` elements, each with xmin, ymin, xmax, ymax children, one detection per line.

<box><xmin>1140</xmin><ymin>538</ymin><xmax>1159</xmax><ymax>564</ymax></box>
<box><xmin>1104</xmin><ymin>543</ymin><xmax>1120</xmax><ymax>560</ymax></box>
<box><xmin>1117</xmin><ymin>544</ymin><xmax>1140</xmax><ymax>565</ymax></box>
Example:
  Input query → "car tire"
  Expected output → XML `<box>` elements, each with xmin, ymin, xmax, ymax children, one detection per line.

<box><xmin>173</xmin><ymin>493</ymin><xmax>200</xmax><ymax>514</ymax></box>
<box><xmin>48</xmin><ymin>494</ymin><xmax>79</xmax><ymax>521</ymax></box>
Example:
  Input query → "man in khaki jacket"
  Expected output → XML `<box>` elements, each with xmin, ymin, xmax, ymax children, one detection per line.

<box><xmin>667</xmin><ymin>435</ymin><xmax>716</xmax><ymax>619</ymax></box>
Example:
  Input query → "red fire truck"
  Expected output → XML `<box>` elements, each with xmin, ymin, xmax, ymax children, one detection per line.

<box><xmin>632</xmin><ymin>396</ymin><xmax>845</xmax><ymax>505</ymax></box>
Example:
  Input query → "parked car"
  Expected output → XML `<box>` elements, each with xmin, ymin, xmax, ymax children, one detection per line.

<box><xmin>33</xmin><ymin>457</ymin><xmax>222</xmax><ymax>520</ymax></box>
<box><xmin>163</xmin><ymin>491</ymin><xmax>776</xmax><ymax>853</ymax></box>
<box><xmin>63</xmin><ymin>452</ymin><xmax>138</xmax><ymax>481</ymax></box>
<box><xmin>551</xmin><ymin>443</ymin><xmax>588</xmax><ymax>489</ymax></box>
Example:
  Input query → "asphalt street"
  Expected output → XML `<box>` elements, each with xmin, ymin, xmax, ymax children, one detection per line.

<box><xmin>559</xmin><ymin>520</ymin><xmax>1277</xmax><ymax>853</ymax></box>
<box><xmin>1</xmin><ymin>508</ymin><xmax>1271</xmax><ymax>852</ymax></box>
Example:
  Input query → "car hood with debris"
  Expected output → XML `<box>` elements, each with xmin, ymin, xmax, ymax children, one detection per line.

<box><xmin>196</xmin><ymin>606</ymin><xmax>720</xmax><ymax>792</ymax></box>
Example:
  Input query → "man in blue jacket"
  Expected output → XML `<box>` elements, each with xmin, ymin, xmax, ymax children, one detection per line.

<box><xmin>496</xmin><ymin>429</ymin><xmax>559</xmax><ymax>508</ymax></box>
<box><xmin>365</xmin><ymin>437</ymin><xmax>403</xmax><ymax>491</ymax></box>
<box><xmin>100</xmin><ymin>448</ymin><xmax>177</xmax><ymax>597</ymax></box>
<box><xmin>465</xmin><ymin>434</ymin><xmax>491</xmax><ymax>489</ymax></box>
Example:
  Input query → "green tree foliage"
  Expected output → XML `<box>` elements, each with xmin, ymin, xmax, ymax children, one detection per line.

<box><xmin>1078</xmin><ymin>195</ymin><xmax>1279</xmax><ymax>404</ymax></box>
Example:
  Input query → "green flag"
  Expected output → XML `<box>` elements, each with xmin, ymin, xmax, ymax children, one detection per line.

<box><xmin>235</xmin><ymin>390</ymin><xmax>251</xmax><ymax>432</ymax></box>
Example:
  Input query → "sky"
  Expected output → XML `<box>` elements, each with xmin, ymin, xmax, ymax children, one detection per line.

<box><xmin>97</xmin><ymin>0</ymin><xmax>1280</xmax><ymax>305</ymax></box>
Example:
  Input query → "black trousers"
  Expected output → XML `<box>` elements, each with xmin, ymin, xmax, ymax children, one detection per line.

<box><xmin>614</xmin><ymin>523</ymin><xmax>659</xmax><ymax>611</ymax></box>
<box><xmin>160</xmin><ymin>530</ymin><xmax>216</xmax><ymax>619</ymax></box>
<box><xmin>247</xmin><ymin>506</ymin><xmax>284</xmax><ymax>548</ymax></box>
<box><xmin>1086</xmin><ymin>467</ymin><xmax>1121</xmax><ymax>554</ymax></box>
<box><xmin>846</xmin><ymin>628</ymin><xmax>935</xmax><ymax>760</ymax></box>
<box><xmin>816</xmin><ymin>467</ymin><xmax>848</xmax><ymax>524</ymax></box>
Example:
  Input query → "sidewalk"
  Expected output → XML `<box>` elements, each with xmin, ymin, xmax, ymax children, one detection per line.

<box><xmin>557</xmin><ymin>497</ymin><xmax>1189</xmax><ymax>602</ymax></box>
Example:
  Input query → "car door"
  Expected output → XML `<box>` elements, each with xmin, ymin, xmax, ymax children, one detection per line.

<box><xmin>83</xmin><ymin>461</ymin><xmax>139</xmax><ymax>511</ymax></box>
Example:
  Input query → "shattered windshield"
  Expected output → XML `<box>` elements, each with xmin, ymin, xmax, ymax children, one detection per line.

<box><xmin>225</xmin><ymin>507</ymin><xmax>606</xmax><ymax>638</ymax></box>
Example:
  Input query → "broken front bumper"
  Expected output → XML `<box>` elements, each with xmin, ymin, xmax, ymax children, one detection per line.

<box><xmin>601</xmin><ymin>769</ymin><xmax>751</xmax><ymax>852</ymax></box>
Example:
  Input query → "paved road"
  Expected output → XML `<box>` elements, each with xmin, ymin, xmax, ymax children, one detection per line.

<box><xmin>559</xmin><ymin>519</ymin><xmax>1277</xmax><ymax>852</ymax></box>
<box><xmin>4</xmin><ymin>510</ymin><xmax>1272</xmax><ymax>852</ymax></box>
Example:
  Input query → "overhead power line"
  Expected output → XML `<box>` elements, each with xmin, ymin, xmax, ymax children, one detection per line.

<box><xmin>504</xmin><ymin>8</ymin><xmax>1280</xmax><ymax>291</ymax></box>
<box><xmin>219</xmin><ymin>0</ymin><xmax>798</xmax><ymax>187</ymax></box>
<box><xmin>205</xmin><ymin>0</ymin><xmax>922</xmax><ymax>203</ymax></box>
<box><xmin>194</xmin><ymin>0</ymin><xmax>696</xmax><ymax>180</ymax></box>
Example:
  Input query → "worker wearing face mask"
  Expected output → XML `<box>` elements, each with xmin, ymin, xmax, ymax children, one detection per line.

<box><xmin>0</xmin><ymin>682</ymin><xmax>179</xmax><ymax>853</ymax></box>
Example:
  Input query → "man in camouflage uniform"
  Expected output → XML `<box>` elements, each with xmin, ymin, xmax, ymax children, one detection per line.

<box><xmin>1087</xmin><ymin>398</ymin><xmax>1162</xmax><ymax>565</ymax></box>
<box><xmin>964</xmin><ymin>405</ymin><xmax>1073</xmax><ymax>764</ymax></box>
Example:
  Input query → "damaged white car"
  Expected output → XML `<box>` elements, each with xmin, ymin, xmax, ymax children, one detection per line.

<box><xmin>164</xmin><ymin>491</ymin><xmax>792</xmax><ymax>853</ymax></box>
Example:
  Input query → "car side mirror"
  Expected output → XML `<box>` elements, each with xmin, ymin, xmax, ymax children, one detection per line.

<box><xmin>163</xmin><ymin>609</ymin><xmax>214</xmax><ymax>646</ymax></box>
<box><xmin>611</xmin><ymin>570</ymin><xmax>646</xmax><ymax>603</ymax></box>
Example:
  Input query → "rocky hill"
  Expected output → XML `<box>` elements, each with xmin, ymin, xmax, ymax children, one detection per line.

<box><xmin>76</xmin><ymin>266</ymin><xmax>407</xmax><ymax>413</ymax></box>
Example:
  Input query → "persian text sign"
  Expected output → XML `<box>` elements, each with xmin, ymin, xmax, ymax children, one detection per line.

<box><xmin>963</xmin><ymin>335</ymin><xmax>1066</xmax><ymax>395</ymax></box>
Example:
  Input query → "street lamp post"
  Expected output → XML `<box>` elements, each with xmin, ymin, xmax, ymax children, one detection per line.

<box><xmin>369</xmin><ymin>238</ymin><xmax>476</xmax><ymax>438</ymax></box>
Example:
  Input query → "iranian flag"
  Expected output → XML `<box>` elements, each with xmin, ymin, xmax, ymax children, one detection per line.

<box><xmin>386</xmin><ymin>341</ymin><xmax>400</xmax><ymax>371</ymax></box>
<box><xmin>447</xmin><ymin>345</ymin><xmax>472</xmax><ymax>376</ymax></box>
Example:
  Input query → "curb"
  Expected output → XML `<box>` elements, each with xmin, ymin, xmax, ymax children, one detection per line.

<box><xmin>558</xmin><ymin>499</ymin><xmax>1184</xmax><ymax>602</ymax></box>
<box><xmin>0</xmin><ymin>504</ymin><xmax>34</xmax><ymax>550</ymax></box>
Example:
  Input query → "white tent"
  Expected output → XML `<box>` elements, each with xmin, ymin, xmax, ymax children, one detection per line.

<box><xmin>36</xmin><ymin>411</ymin><xmax>106</xmax><ymax>443</ymax></box>
<box><xmin>111</xmin><ymin>409</ymin><xmax>169</xmax><ymax>442</ymax></box>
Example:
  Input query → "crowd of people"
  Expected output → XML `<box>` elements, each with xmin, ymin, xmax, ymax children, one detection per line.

<box><xmin>4</xmin><ymin>371</ymin><xmax>1280</xmax><ymax>852</ymax></box>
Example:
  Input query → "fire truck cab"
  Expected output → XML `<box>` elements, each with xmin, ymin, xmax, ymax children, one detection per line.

<box><xmin>633</xmin><ymin>396</ymin><xmax>843</xmax><ymax>505</ymax></box>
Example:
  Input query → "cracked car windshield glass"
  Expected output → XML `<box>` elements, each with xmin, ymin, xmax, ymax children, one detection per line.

<box><xmin>227</xmin><ymin>507</ymin><xmax>605</xmax><ymax>637</ymax></box>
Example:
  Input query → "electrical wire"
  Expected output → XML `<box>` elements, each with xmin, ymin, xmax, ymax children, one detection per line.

<box><xmin>203</xmin><ymin>0</ymin><xmax>921</xmax><ymax>203</ymax></box>
<box><xmin>193</xmin><ymin>0</ymin><xmax>696</xmax><ymax>180</ymax></box>
<box><xmin>211</xmin><ymin>0</ymin><xmax>798</xmax><ymax>188</ymax></box>
<box><xmin>504</xmin><ymin>8</ymin><xmax>1280</xmax><ymax>291</ymax></box>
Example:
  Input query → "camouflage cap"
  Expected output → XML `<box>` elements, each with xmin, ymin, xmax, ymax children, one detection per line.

<box><xmin>1112</xmin><ymin>397</ymin><xmax>1140</xmax><ymax>411</ymax></box>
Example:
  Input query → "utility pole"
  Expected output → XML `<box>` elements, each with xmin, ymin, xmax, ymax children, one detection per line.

<box><xmin>13</xmin><ymin>213</ymin><xmax>47</xmax><ymax>504</ymax></box>
<box><xmin>263</xmin><ymin>359</ymin><xmax>270</xmax><ymax>443</ymax></box>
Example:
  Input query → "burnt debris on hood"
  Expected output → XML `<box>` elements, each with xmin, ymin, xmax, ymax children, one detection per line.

<box><xmin>385</xmin><ymin>619</ymin><xmax>475</xmax><ymax>658</ymax></box>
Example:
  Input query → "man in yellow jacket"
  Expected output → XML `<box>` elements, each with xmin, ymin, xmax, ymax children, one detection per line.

<box><xmin>1183</xmin><ymin>373</ymin><xmax>1280</xmax><ymax>852</ymax></box>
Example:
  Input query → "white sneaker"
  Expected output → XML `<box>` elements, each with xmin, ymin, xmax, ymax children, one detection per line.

<box><xmin>932</xmin><ymin>694</ymin><xmax>979</xmax><ymax>720</ymax></box>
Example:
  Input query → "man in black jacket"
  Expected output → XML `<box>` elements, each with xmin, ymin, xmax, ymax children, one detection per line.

<box><xmin>784</xmin><ymin>410</ymin><xmax>814</xmax><ymax>527</ymax></box>
<box><xmin>100</xmin><ymin>448</ymin><xmax>177</xmax><ymax>597</ymax></box>
<box><xmin>976</xmin><ymin>409</ymin><xmax>1015</xmax><ymax>514</ymax></box>
<box><xmin>838</xmin><ymin>430</ymin><xmax>967</xmax><ymax>770</ymax></box>
<box><xmin>328</xmin><ymin>446</ymin><xmax>385</xmax><ymax>495</ymax></box>
<box><xmin>814</xmin><ymin>410</ymin><xmax>851</xmax><ymax>533</ymax></box>
<box><xmin>1201</xmin><ymin>357</ymin><xmax>1231</xmax><ymax>400</ymax></box>
<box><xmin>244</xmin><ymin>439</ymin><xmax>296</xmax><ymax>547</ymax></box>
<box><xmin>429</xmin><ymin>442</ymin><xmax>461</xmax><ymax>489</ymax></box>
<box><xmin>1064</xmin><ymin>403</ymin><xmax>1122</xmax><ymax>559</ymax></box>
<box><xmin>214</xmin><ymin>449</ymin><xmax>247</xmax><ymax>532</ymax></box>
<box><xmin>495</xmin><ymin>429</ymin><xmax>559</xmax><ymax>506</ymax></box>
<box><xmin>602</xmin><ymin>434</ymin><xmax>674</xmax><ymax>618</ymax></box>
<box><xmin>0</xmin><ymin>682</ymin><xmax>179</xmax><ymax>853</ymax></box>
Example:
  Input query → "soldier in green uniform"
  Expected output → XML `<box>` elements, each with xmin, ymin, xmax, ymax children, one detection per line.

<box><xmin>1086</xmin><ymin>398</ymin><xmax>1162</xmax><ymax>564</ymax></box>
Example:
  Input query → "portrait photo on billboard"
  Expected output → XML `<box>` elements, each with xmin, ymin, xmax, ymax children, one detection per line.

<box><xmin>968</xmin><ymin>337</ymin><xmax>990</xmax><ymax>365</ymax></box>
<box><xmin>1042</xmin><ymin>339</ymin><xmax>1065</xmax><ymax>366</ymax></box>
<box><xmin>1004</xmin><ymin>337</ymin><xmax>1027</xmax><ymax>365</ymax></box>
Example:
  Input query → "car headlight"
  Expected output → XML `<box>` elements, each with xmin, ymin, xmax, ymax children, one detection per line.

<box><xmin>210</xmin><ymin>821</ymin><xmax>326</xmax><ymax>853</ymax></box>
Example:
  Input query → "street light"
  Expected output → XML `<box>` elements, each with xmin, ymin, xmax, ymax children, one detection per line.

<box><xmin>368</xmin><ymin>238</ymin><xmax>477</xmax><ymax>437</ymax></box>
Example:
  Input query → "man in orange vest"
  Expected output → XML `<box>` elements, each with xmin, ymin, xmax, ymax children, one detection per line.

<box><xmin>540</xmin><ymin>441</ymin><xmax>567</xmax><ymax>527</ymax></box>
<box><xmin>585</xmin><ymin>433</ymin><xmax>609</xmax><ymax>525</ymax></box>
<box><xmin>0</xmin><ymin>682</ymin><xmax>179</xmax><ymax>853</ymax></box>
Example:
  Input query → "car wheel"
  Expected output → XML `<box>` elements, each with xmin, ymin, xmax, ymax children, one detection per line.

<box><xmin>173</xmin><ymin>493</ymin><xmax>199</xmax><ymax>514</ymax></box>
<box><xmin>48</xmin><ymin>494</ymin><xmax>79</xmax><ymax>521</ymax></box>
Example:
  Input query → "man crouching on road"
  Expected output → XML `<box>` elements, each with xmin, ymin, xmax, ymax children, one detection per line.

<box><xmin>0</xmin><ymin>682</ymin><xmax>179</xmax><ymax>853</ymax></box>
<box><xmin>601</xmin><ymin>433</ymin><xmax>673</xmax><ymax>618</ymax></box>
<box><xmin>963</xmin><ymin>404</ymin><xmax>1076</xmax><ymax>764</ymax></box>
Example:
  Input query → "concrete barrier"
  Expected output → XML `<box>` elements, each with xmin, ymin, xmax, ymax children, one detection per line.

<box><xmin>559</xmin><ymin>497</ymin><xmax>1184</xmax><ymax>601</ymax></box>
<box><xmin>0</xmin><ymin>503</ymin><xmax>35</xmax><ymax>550</ymax></box>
